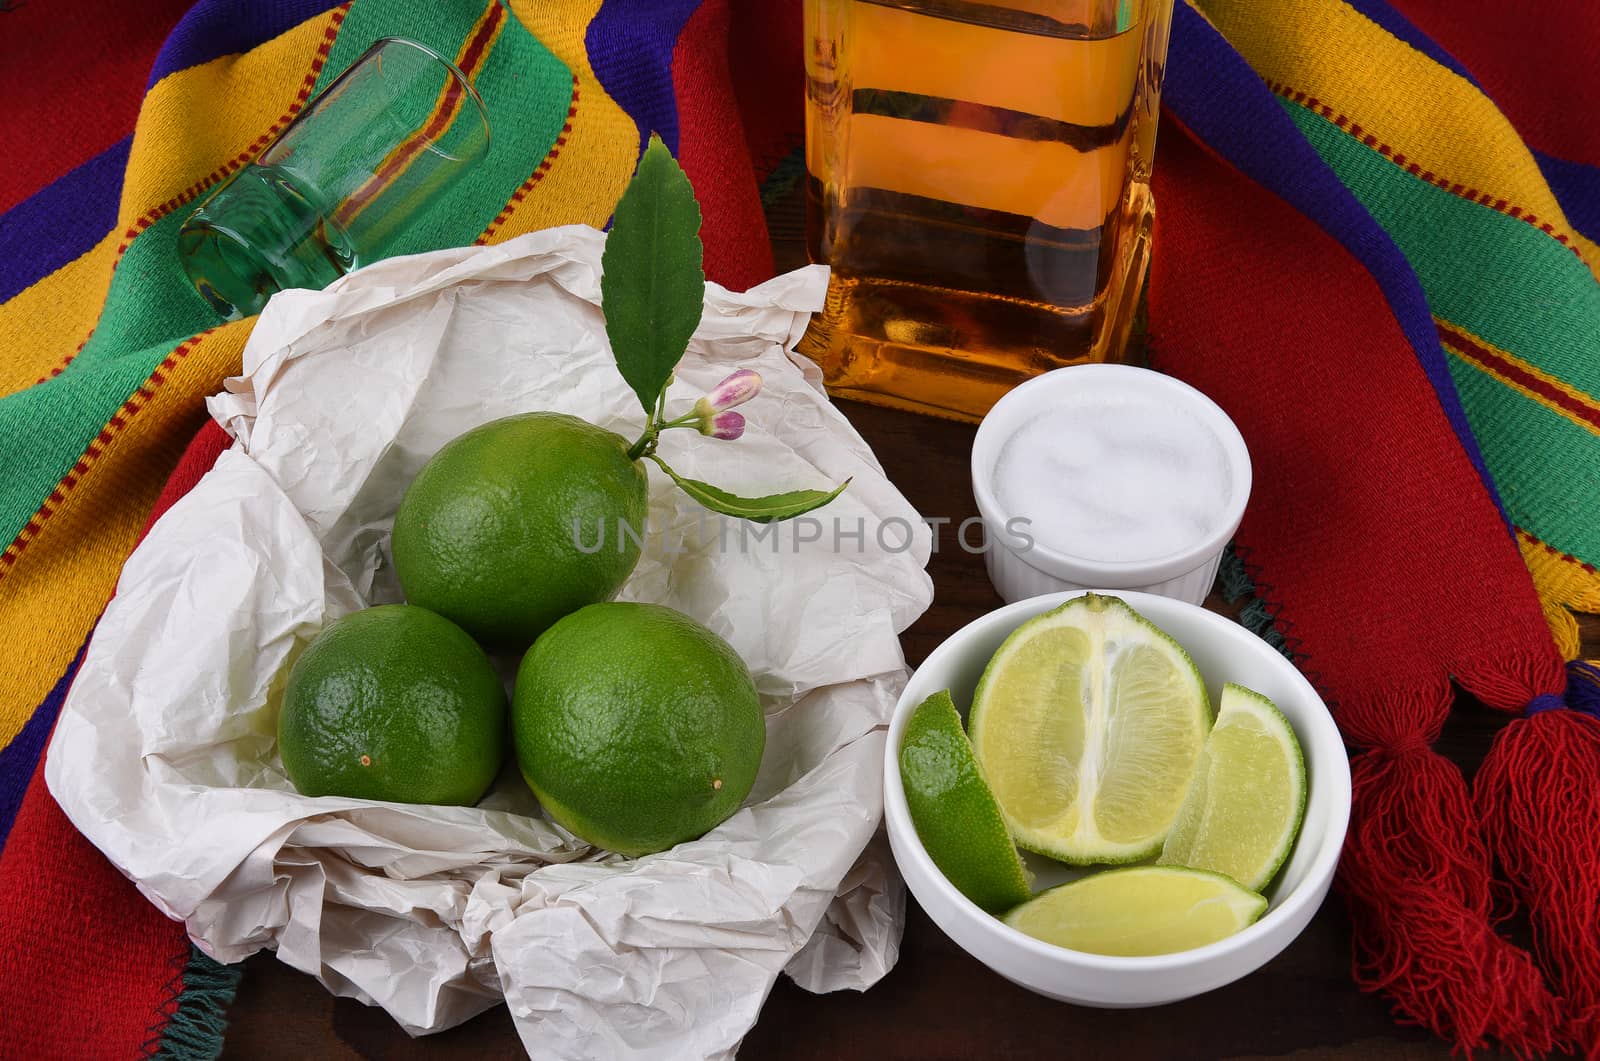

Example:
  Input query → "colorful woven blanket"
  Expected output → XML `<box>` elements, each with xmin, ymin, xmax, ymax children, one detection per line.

<box><xmin>1151</xmin><ymin>1</ymin><xmax>1600</xmax><ymax>1056</ymax></box>
<box><xmin>2</xmin><ymin>0</ymin><xmax>1598</xmax><ymax>1057</ymax></box>
<box><xmin>0</xmin><ymin>0</ymin><xmax>798</xmax><ymax>1055</ymax></box>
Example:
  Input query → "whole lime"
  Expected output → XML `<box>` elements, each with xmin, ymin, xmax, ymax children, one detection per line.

<box><xmin>391</xmin><ymin>412</ymin><xmax>649</xmax><ymax>648</ymax></box>
<box><xmin>279</xmin><ymin>604</ymin><xmax>508</xmax><ymax>805</ymax></box>
<box><xmin>513</xmin><ymin>602</ymin><xmax>765</xmax><ymax>856</ymax></box>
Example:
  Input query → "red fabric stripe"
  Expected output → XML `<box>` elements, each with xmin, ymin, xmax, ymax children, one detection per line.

<box><xmin>0</xmin><ymin>0</ymin><xmax>191</xmax><ymax>214</ymax></box>
<box><xmin>0</xmin><ymin>422</ymin><xmax>232</xmax><ymax>1058</ymax></box>
<box><xmin>1149</xmin><ymin>119</ymin><xmax>1567</xmax><ymax>1050</ymax></box>
<box><xmin>1440</xmin><ymin>323</ymin><xmax>1600</xmax><ymax>432</ymax></box>
<box><xmin>671</xmin><ymin>0</ymin><xmax>774</xmax><ymax>290</ymax></box>
<box><xmin>1148</xmin><ymin>120</ymin><xmax>1558</xmax><ymax>708</ymax></box>
<box><xmin>0</xmin><ymin>752</ymin><xmax>179</xmax><ymax>1056</ymax></box>
<box><xmin>728</xmin><ymin>0</ymin><xmax>804</xmax><ymax>182</ymax></box>
<box><xmin>335</xmin><ymin>4</ymin><xmax>502</xmax><ymax>229</ymax></box>
<box><xmin>1387</xmin><ymin>0</ymin><xmax>1600</xmax><ymax>170</ymax></box>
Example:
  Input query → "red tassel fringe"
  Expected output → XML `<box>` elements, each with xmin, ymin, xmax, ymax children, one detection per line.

<box><xmin>1338</xmin><ymin>682</ymin><xmax>1561</xmax><ymax>1057</ymax></box>
<box><xmin>1476</xmin><ymin>709</ymin><xmax>1600</xmax><ymax>1059</ymax></box>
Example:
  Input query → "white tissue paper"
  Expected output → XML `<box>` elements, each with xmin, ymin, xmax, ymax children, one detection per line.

<box><xmin>45</xmin><ymin>226</ymin><xmax>934</xmax><ymax>1059</ymax></box>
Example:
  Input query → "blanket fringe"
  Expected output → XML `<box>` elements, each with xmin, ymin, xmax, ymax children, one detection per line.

<box><xmin>143</xmin><ymin>945</ymin><xmax>244</xmax><ymax>1061</ymax></box>
<box><xmin>1340</xmin><ymin>692</ymin><xmax>1562</xmax><ymax>1059</ymax></box>
<box><xmin>1221</xmin><ymin>547</ymin><xmax>1561</xmax><ymax>1057</ymax></box>
<box><xmin>1474</xmin><ymin>664</ymin><xmax>1600</xmax><ymax>1060</ymax></box>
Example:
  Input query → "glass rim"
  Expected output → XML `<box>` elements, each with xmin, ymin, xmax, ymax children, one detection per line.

<box><xmin>362</xmin><ymin>35</ymin><xmax>492</xmax><ymax>157</ymax></box>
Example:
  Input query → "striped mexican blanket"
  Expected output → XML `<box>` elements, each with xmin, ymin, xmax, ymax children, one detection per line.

<box><xmin>1</xmin><ymin>0</ymin><xmax>1598</xmax><ymax>1057</ymax></box>
<box><xmin>0</xmin><ymin>0</ymin><xmax>796</xmax><ymax>1055</ymax></box>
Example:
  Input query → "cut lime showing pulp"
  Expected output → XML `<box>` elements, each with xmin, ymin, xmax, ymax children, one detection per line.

<box><xmin>967</xmin><ymin>593</ymin><xmax>1211</xmax><ymax>864</ymax></box>
<box><xmin>1159</xmin><ymin>683</ymin><xmax>1307</xmax><ymax>892</ymax></box>
<box><xmin>1003</xmin><ymin>865</ymin><xmax>1267</xmax><ymax>956</ymax></box>
<box><xmin>899</xmin><ymin>690</ymin><xmax>1032</xmax><ymax>914</ymax></box>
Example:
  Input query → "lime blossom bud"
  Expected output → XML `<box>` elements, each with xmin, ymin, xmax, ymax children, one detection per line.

<box><xmin>700</xmin><ymin>410</ymin><xmax>745</xmax><ymax>440</ymax></box>
<box><xmin>704</xmin><ymin>369</ymin><xmax>762</xmax><ymax>412</ymax></box>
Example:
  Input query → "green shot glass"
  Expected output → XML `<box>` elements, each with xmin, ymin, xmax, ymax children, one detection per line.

<box><xmin>178</xmin><ymin>37</ymin><xmax>490</xmax><ymax>320</ymax></box>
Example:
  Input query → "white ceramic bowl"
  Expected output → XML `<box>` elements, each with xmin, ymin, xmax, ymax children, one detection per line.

<box><xmin>972</xmin><ymin>364</ymin><xmax>1252</xmax><ymax>606</ymax></box>
<box><xmin>883</xmin><ymin>589</ymin><xmax>1350</xmax><ymax>1007</ymax></box>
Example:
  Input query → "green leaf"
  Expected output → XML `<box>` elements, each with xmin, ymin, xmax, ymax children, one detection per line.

<box><xmin>602</xmin><ymin>134</ymin><xmax>706</xmax><ymax>416</ymax></box>
<box><xmin>649</xmin><ymin>455</ymin><xmax>850</xmax><ymax>523</ymax></box>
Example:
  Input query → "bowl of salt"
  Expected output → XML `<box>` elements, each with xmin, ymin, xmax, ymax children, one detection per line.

<box><xmin>971</xmin><ymin>364</ymin><xmax>1252</xmax><ymax>606</ymax></box>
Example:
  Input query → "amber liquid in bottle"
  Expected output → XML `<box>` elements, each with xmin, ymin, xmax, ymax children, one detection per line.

<box><xmin>799</xmin><ymin>0</ymin><xmax>1173</xmax><ymax>421</ymax></box>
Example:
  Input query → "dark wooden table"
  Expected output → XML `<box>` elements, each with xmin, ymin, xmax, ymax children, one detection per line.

<box><xmin>220</xmin><ymin>184</ymin><xmax>1592</xmax><ymax>1061</ymax></box>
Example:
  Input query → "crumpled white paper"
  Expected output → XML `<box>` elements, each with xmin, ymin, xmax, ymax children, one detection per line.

<box><xmin>45</xmin><ymin>226</ymin><xmax>934</xmax><ymax>1059</ymax></box>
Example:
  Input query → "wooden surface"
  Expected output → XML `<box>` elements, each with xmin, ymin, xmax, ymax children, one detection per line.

<box><xmin>217</xmin><ymin>185</ymin><xmax>1597</xmax><ymax>1061</ymax></box>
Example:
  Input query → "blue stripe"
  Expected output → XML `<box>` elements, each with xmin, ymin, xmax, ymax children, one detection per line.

<box><xmin>0</xmin><ymin>137</ymin><xmax>128</xmax><ymax>306</ymax></box>
<box><xmin>1163</xmin><ymin>2</ymin><xmax>1507</xmax><ymax>528</ymax></box>
<box><xmin>584</xmin><ymin>0</ymin><xmax>703</xmax><ymax>157</ymax></box>
<box><xmin>1533</xmin><ymin>149</ymin><xmax>1600</xmax><ymax>245</ymax></box>
<box><xmin>0</xmin><ymin>641</ymin><xmax>86</xmax><ymax>855</ymax></box>
<box><xmin>146</xmin><ymin>0</ymin><xmax>345</xmax><ymax>89</ymax></box>
<box><xmin>1339</xmin><ymin>0</ymin><xmax>1479</xmax><ymax>87</ymax></box>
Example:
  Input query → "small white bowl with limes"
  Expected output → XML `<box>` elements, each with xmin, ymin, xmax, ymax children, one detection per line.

<box><xmin>883</xmin><ymin>590</ymin><xmax>1350</xmax><ymax>1007</ymax></box>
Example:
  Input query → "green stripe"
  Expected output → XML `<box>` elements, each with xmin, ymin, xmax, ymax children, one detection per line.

<box><xmin>1444</xmin><ymin>353</ymin><xmax>1600</xmax><ymax>562</ymax></box>
<box><xmin>1281</xmin><ymin>101</ymin><xmax>1600</xmax><ymax>396</ymax></box>
<box><xmin>1282</xmin><ymin>100</ymin><xmax>1600</xmax><ymax>566</ymax></box>
<box><xmin>0</xmin><ymin>0</ymin><xmax>572</xmax><ymax>548</ymax></box>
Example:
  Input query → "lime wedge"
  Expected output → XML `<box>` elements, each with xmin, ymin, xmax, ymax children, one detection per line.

<box><xmin>1003</xmin><ymin>865</ymin><xmax>1268</xmax><ymax>956</ymax></box>
<box><xmin>967</xmin><ymin>594</ymin><xmax>1211</xmax><ymax>864</ymax></box>
<box><xmin>1159</xmin><ymin>683</ymin><xmax>1307</xmax><ymax>891</ymax></box>
<box><xmin>899</xmin><ymin>690</ymin><xmax>1032</xmax><ymax>914</ymax></box>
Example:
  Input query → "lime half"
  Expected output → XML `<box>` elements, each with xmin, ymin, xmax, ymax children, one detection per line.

<box><xmin>899</xmin><ymin>690</ymin><xmax>1032</xmax><ymax>914</ymax></box>
<box><xmin>967</xmin><ymin>594</ymin><xmax>1211</xmax><ymax>864</ymax></box>
<box><xmin>1159</xmin><ymin>683</ymin><xmax>1307</xmax><ymax>891</ymax></box>
<box><xmin>1004</xmin><ymin>865</ymin><xmax>1267</xmax><ymax>957</ymax></box>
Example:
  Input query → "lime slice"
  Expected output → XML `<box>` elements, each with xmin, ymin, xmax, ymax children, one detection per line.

<box><xmin>1003</xmin><ymin>866</ymin><xmax>1268</xmax><ymax>956</ymax></box>
<box><xmin>899</xmin><ymin>690</ymin><xmax>1033</xmax><ymax>914</ymax></box>
<box><xmin>1159</xmin><ymin>683</ymin><xmax>1307</xmax><ymax>891</ymax></box>
<box><xmin>967</xmin><ymin>594</ymin><xmax>1211</xmax><ymax>864</ymax></box>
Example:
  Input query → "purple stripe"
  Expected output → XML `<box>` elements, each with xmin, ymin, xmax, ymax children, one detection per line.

<box><xmin>1163</xmin><ymin>2</ymin><xmax>1507</xmax><ymax>527</ymax></box>
<box><xmin>0</xmin><ymin>641</ymin><xmax>86</xmax><ymax>854</ymax></box>
<box><xmin>0</xmin><ymin>136</ymin><xmax>129</xmax><ymax>306</ymax></box>
<box><xmin>147</xmin><ymin>0</ymin><xmax>345</xmax><ymax>89</ymax></box>
<box><xmin>1339</xmin><ymin>0</ymin><xmax>1479</xmax><ymax>87</ymax></box>
<box><xmin>584</xmin><ymin>0</ymin><xmax>704</xmax><ymax>156</ymax></box>
<box><xmin>1533</xmin><ymin>149</ymin><xmax>1600</xmax><ymax>244</ymax></box>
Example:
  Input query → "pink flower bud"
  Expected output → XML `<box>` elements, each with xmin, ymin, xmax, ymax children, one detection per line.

<box><xmin>704</xmin><ymin>369</ymin><xmax>762</xmax><ymax>412</ymax></box>
<box><xmin>703</xmin><ymin>410</ymin><xmax>745</xmax><ymax>441</ymax></box>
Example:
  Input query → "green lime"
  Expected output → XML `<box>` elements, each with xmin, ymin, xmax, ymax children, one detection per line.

<box><xmin>1003</xmin><ymin>866</ymin><xmax>1267</xmax><ymax>957</ymax></box>
<box><xmin>278</xmin><ymin>604</ymin><xmax>508</xmax><ymax>805</ymax></box>
<box><xmin>512</xmin><ymin>602</ymin><xmax>765</xmax><ymax>857</ymax></box>
<box><xmin>899</xmin><ymin>690</ymin><xmax>1032</xmax><ymax>914</ymax></box>
<box><xmin>391</xmin><ymin>412</ymin><xmax>649</xmax><ymax>649</ymax></box>
<box><xmin>1159</xmin><ymin>684</ymin><xmax>1307</xmax><ymax>892</ymax></box>
<box><xmin>967</xmin><ymin>593</ymin><xmax>1211</xmax><ymax>864</ymax></box>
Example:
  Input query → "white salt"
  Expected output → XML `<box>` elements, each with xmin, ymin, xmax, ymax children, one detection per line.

<box><xmin>993</xmin><ymin>390</ymin><xmax>1233</xmax><ymax>563</ymax></box>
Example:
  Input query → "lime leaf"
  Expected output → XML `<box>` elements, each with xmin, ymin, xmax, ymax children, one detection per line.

<box><xmin>602</xmin><ymin>134</ymin><xmax>706</xmax><ymax>416</ymax></box>
<box><xmin>649</xmin><ymin>455</ymin><xmax>849</xmax><ymax>523</ymax></box>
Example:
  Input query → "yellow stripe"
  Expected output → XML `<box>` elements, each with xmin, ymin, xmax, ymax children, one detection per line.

<box><xmin>489</xmin><ymin>0</ymin><xmax>638</xmax><ymax>238</ymax></box>
<box><xmin>0</xmin><ymin>9</ymin><xmax>347</xmax><ymax>400</ymax></box>
<box><xmin>124</xmin><ymin>9</ymin><xmax>348</xmax><ymax>230</ymax></box>
<box><xmin>0</xmin><ymin>323</ymin><xmax>250</xmax><ymax>749</ymax></box>
<box><xmin>1518</xmin><ymin>529</ymin><xmax>1600</xmax><ymax>660</ymax></box>
<box><xmin>0</xmin><ymin>233</ymin><xmax>119</xmax><ymax>398</ymax></box>
<box><xmin>1192</xmin><ymin>0</ymin><xmax>1600</xmax><ymax>276</ymax></box>
<box><xmin>1438</xmin><ymin>320</ymin><xmax>1600</xmax><ymax>440</ymax></box>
